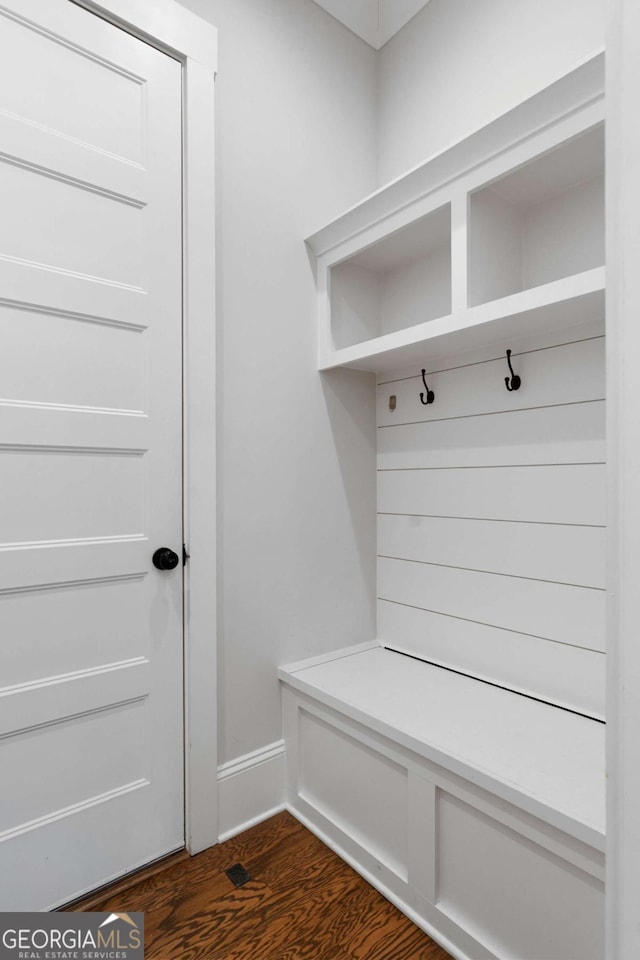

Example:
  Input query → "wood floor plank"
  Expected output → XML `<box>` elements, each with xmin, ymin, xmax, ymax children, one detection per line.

<box><xmin>143</xmin><ymin>845</ymin><xmax>352</xmax><ymax>959</ymax></box>
<box><xmin>278</xmin><ymin>936</ymin><xmax>354</xmax><ymax>960</ymax></box>
<box><xmin>273</xmin><ymin>869</ymin><xmax>404</xmax><ymax>960</ymax></box>
<box><xmin>71</xmin><ymin>811</ymin><xmax>452</xmax><ymax>960</ymax></box>
<box><xmin>207</xmin><ymin>871</ymin><xmax>365</xmax><ymax>960</ymax></box>
<box><xmin>318</xmin><ymin>871</ymin><xmax>421</xmax><ymax>959</ymax></box>
<box><xmin>352</xmin><ymin>918</ymin><xmax>452</xmax><ymax>960</ymax></box>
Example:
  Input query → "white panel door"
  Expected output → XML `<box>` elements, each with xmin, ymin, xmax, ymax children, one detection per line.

<box><xmin>0</xmin><ymin>0</ymin><xmax>184</xmax><ymax>908</ymax></box>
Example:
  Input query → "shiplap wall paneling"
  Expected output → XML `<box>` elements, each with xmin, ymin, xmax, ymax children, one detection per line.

<box><xmin>377</xmin><ymin>603</ymin><xmax>605</xmax><ymax>719</ymax></box>
<box><xmin>378</xmin><ymin>515</ymin><xmax>605</xmax><ymax>588</ymax></box>
<box><xmin>377</xmin><ymin>337</ymin><xmax>605</xmax><ymax>427</ymax></box>
<box><xmin>378</xmin><ymin>463</ymin><xmax>604</xmax><ymax>525</ymax></box>
<box><xmin>378</xmin><ymin>557</ymin><xmax>604</xmax><ymax>650</ymax></box>
<box><xmin>376</xmin><ymin>336</ymin><xmax>606</xmax><ymax>717</ymax></box>
<box><xmin>378</xmin><ymin>400</ymin><xmax>605</xmax><ymax>470</ymax></box>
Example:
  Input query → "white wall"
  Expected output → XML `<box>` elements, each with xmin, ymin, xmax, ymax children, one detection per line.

<box><xmin>175</xmin><ymin>0</ymin><xmax>378</xmax><ymax>766</ymax></box>
<box><xmin>377</xmin><ymin>0</ymin><xmax>605</xmax><ymax>184</ymax></box>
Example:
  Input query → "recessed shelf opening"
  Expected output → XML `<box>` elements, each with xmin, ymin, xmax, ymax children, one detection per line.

<box><xmin>330</xmin><ymin>203</ymin><xmax>451</xmax><ymax>350</ymax></box>
<box><xmin>468</xmin><ymin>124</ymin><xmax>604</xmax><ymax>307</ymax></box>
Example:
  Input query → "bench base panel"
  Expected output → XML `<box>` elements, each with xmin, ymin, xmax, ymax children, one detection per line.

<box><xmin>283</xmin><ymin>687</ymin><xmax>604</xmax><ymax>960</ymax></box>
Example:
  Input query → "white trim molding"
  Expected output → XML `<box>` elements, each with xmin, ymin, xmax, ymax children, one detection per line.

<box><xmin>217</xmin><ymin>741</ymin><xmax>286</xmax><ymax>843</ymax></box>
<box><xmin>72</xmin><ymin>0</ymin><xmax>217</xmax><ymax>69</ymax></box>
<box><xmin>606</xmin><ymin>0</ymin><xmax>640</xmax><ymax>956</ymax></box>
<box><xmin>74</xmin><ymin>0</ymin><xmax>218</xmax><ymax>855</ymax></box>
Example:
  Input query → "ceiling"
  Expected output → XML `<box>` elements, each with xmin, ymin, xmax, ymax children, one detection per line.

<box><xmin>311</xmin><ymin>0</ymin><xmax>431</xmax><ymax>49</ymax></box>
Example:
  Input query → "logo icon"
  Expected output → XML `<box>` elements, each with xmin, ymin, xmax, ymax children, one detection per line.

<box><xmin>0</xmin><ymin>911</ymin><xmax>145</xmax><ymax>959</ymax></box>
<box><xmin>99</xmin><ymin>913</ymin><xmax>139</xmax><ymax>929</ymax></box>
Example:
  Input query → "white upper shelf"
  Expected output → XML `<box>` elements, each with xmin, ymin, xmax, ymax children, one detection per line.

<box><xmin>305</xmin><ymin>51</ymin><xmax>605</xmax><ymax>373</ymax></box>
<box><xmin>330</xmin><ymin>268</ymin><xmax>604</xmax><ymax>373</ymax></box>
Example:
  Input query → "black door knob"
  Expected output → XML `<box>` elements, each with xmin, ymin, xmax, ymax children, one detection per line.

<box><xmin>153</xmin><ymin>547</ymin><xmax>180</xmax><ymax>571</ymax></box>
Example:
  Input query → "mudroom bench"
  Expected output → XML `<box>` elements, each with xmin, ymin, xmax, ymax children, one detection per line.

<box><xmin>279</xmin><ymin>642</ymin><xmax>605</xmax><ymax>960</ymax></box>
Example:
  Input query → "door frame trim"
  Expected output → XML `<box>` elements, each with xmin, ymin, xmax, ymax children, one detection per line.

<box><xmin>73</xmin><ymin>0</ymin><xmax>218</xmax><ymax>855</ymax></box>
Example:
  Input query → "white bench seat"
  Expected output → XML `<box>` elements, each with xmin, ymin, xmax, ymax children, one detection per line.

<box><xmin>279</xmin><ymin>643</ymin><xmax>605</xmax><ymax>848</ymax></box>
<box><xmin>279</xmin><ymin>642</ymin><xmax>605</xmax><ymax>960</ymax></box>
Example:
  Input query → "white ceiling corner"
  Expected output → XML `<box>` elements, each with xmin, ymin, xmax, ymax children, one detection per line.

<box><xmin>378</xmin><ymin>0</ymin><xmax>432</xmax><ymax>47</ymax></box>
<box><xmin>311</xmin><ymin>0</ymin><xmax>431</xmax><ymax>50</ymax></box>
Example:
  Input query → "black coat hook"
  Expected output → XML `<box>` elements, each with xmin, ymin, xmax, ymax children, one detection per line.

<box><xmin>420</xmin><ymin>369</ymin><xmax>435</xmax><ymax>405</ymax></box>
<box><xmin>504</xmin><ymin>349</ymin><xmax>521</xmax><ymax>392</ymax></box>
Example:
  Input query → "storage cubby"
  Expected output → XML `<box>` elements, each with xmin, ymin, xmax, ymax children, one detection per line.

<box><xmin>329</xmin><ymin>204</ymin><xmax>451</xmax><ymax>350</ymax></box>
<box><xmin>309</xmin><ymin>57</ymin><xmax>605</xmax><ymax>372</ymax></box>
<box><xmin>468</xmin><ymin>124</ymin><xmax>604</xmax><ymax>306</ymax></box>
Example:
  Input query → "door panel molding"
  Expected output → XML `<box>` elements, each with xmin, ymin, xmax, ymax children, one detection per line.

<box><xmin>71</xmin><ymin>0</ymin><xmax>218</xmax><ymax>856</ymax></box>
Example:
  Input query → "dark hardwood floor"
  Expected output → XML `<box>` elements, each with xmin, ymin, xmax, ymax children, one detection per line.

<box><xmin>70</xmin><ymin>810</ymin><xmax>451</xmax><ymax>959</ymax></box>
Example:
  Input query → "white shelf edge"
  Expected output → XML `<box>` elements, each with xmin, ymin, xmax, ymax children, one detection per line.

<box><xmin>320</xmin><ymin>267</ymin><xmax>605</xmax><ymax>373</ymax></box>
<box><xmin>305</xmin><ymin>50</ymin><xmax>604</xmax><ymax>259</ymax></box>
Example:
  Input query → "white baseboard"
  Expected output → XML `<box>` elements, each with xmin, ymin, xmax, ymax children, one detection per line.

<box><xmin>217</xmin><ymin>740</ymin><xmax>286</xmax><ymax>842</ymax></box>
